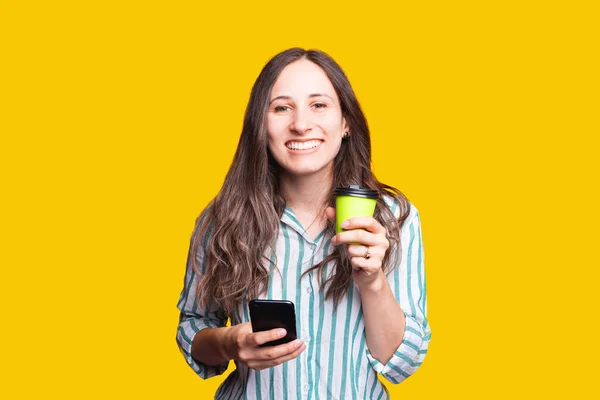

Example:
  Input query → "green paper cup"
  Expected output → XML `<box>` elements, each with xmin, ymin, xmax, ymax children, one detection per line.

<box><xmin>333</xmin><ymin>185</ymin><xmax>378</xmax><ymax>235</ymax></box>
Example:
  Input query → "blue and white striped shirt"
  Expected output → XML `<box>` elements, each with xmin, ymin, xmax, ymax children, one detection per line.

<box><xmin>176</xmin><ymin>199</ymin><xmax>430</xmax><ymax>399</ymax></box>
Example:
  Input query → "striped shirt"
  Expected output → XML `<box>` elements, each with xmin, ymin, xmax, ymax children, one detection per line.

<box><xmin>176</xmin><ymin>198</ymin><xmax>430</xmax><ymax>399</ymax></box>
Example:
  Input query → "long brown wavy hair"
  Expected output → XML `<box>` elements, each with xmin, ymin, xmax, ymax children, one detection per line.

<box><xmin>192</xmin><ymin>48</ymin><xmax>410</xmax><ymax>316</ymax></box>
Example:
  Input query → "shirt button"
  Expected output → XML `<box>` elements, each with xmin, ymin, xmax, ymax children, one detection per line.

<box><xmin>306</xmin><ymin>287</ymin><xmax>313</xmax><ymax>293</ymax></box>
<box><xmin>303</xmin><ymin>384</ymin><xmax>309</xmax><ymax>392</ymax></box>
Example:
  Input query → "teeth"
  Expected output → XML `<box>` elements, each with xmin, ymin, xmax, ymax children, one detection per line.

<box><xmin>286</xmin><ymin>140</ymin><xmax>321</xmax><ymax>150</ymax></box>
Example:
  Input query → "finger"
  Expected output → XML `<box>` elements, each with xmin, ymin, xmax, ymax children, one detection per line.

<box><xmin>333</xmin><ymin>229</ymin><xmax>380</xmax><ymax>247</ymax></box>
<box><xmin>236</xmin><ymin>322</ymin><xmax>253</xmax><ymax>334</ymax></box>
<box><xmin>340</xmin><ymin>216</ymin><xmax>386</xmax><ymax>234</ymax></box>
<box><xmin>347</xmin><ymin>244</ymin><xmax>382</xmax><ymax>259</ymax></box>
<box><xmin>350</xmin><ymin>256</ymin><xmax>381</xmax><ymax>271</ymax></box>
<box><xmin>254</xmin><ymin>338</ymin><xmax>305</xmax><ymax>361</ymax></box>
<box><xmin>232</xmin><ymin>322</ymin><xmax>253</xmax><ymax>349</ymax></box>
<box><xmin>246</xmin><ymin>328</ymin><xmax>287</xmax><ymax>347</ymax></box>
<box><xmin>325</xmin><ymin>207</ymin><xmax>336</xmax><ymax>223</ymax></box>
<box><xmin>268</xmin><ymin>340</ymin><xmax>306</xmax><ymax>365</ymax></box>
<box><xmin>249</xmin><ymin>341</ymin><xmax>307</xmax><ymax>370</ymax></box>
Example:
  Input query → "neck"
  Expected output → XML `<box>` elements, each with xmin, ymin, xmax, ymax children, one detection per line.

<box><xmin>279</xmin><ymin>168</ymin><xmax>333</xmax><ymax>214</ymax></box>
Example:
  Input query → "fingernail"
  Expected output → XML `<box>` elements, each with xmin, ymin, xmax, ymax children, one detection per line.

<box><xmin>296</xmin><ymin>340</ymin><xmax>304</xmax><ymax>348</ymax></box>
<box><xmin>341</xmin><ymin>220</ymin><xmax>349</xmax><ymax>228</ymax></box>
<box><xmin>278</xmin><ymin>329</ymin><xmax>286</xmax><ymax>337</ymax></box>
<box><xmin>331</xmin><ymin>236</ymin><xmax>337</xmax><ymax>244</ymax></box>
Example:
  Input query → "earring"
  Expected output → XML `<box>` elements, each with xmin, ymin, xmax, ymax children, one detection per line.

<box><xmin>343</xmin><ymin>131</ymin><xmax>350</xmax><ymax>139</ymax></box>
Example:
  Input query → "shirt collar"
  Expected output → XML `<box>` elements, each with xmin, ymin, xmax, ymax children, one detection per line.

<box><xmin>280</xmin><ymin>205</ymin><xmax>328</xmax><ymax>245</ymax></box>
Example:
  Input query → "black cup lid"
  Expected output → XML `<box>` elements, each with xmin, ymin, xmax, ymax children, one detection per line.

<box><xmin>333</xmin><ymin>185</ymin><xmax>378</xmax><ymax>199</ymax></box>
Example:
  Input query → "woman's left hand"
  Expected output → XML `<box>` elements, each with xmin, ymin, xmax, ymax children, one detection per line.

<box><xmin>326</xmin><ymin>207</ymin><xmax>390</xmax><ymax>290</ymax></box>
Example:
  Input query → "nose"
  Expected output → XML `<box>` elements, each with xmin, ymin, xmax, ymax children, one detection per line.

<box><xmin>289</xmin><ymin>107</ymin><xmax>312</xmax><ymax>134</ymax></box>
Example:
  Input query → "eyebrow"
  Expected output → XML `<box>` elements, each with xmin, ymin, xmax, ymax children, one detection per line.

<box><xmin>269</xmin><ymin>93</ymin><xmax>335</xmax><ymax>104</ymax></box>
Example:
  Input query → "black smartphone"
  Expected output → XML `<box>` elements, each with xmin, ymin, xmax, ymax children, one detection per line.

<box><xmin>249</xmin><ymin>299</ymin><xmax>297</xmax><ymax>347</ymax></box>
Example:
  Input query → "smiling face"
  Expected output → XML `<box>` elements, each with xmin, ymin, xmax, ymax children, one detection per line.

<box><xmin>267</xmin><ymin>59</ymin><xmax>348</xmax><ymax>180</ymax></box>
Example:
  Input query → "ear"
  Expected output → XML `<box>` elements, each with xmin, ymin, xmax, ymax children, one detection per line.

<box><xmin>342</xmin><ymin>117</ymin><xmax>349</xmax><ymax>134</ymax></box>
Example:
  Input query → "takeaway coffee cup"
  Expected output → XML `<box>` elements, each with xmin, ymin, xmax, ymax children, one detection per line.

<box><xmin>333</xmin><ymin>185</ymin><xmax>378</xmax><ymax>234</ymax></box>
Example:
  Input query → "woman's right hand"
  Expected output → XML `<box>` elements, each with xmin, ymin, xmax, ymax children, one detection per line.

<box><xmin>224</xmin><ymin>322</ymin><xmax>306</xmax><ymax>370</ymax></box>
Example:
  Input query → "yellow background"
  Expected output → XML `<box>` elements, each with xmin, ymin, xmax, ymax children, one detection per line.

<box><xmin>1</xmin><ymin>1</ymin><xmax>598</xmax><ymax>398</ymax></box>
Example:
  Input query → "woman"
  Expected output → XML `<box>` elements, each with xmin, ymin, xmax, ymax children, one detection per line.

<box><xmin>176</xmin><ymin>48</ymin><xmax>430</xmax><ymax>399</ymax></box>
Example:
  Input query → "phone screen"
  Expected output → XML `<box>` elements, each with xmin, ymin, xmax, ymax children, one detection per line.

<box><xmin>249</xmin><ymin>299</ymin><xmax>297</xmax><ymax>347</ymax></box>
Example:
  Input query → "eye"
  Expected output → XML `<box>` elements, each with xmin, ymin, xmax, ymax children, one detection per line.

<box><xmin>274</xmin><ymin>105</ymin><xmax>291</xmax><ymax>112</ymax></box>
<box><xmin>312</xmin><ymin>103</ymin><xmax>327</xmax><ymax>109</ymax></box>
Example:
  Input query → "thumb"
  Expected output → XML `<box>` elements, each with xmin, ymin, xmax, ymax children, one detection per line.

<box><xmin>239</xmin><ymin>322</ymin><xmax>253</xmax><ymax>333</ymax></box>
<box><xmin>325</xmin><ymin>206</ymin><xmax>336</xmax><ymax>223</ymax></box>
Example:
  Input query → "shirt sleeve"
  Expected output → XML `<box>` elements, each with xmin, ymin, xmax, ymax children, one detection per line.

<box><xmin>366</xmin><ymin>201</ymin><xmax>431</xmax><ymax>384</ymax></box>
<box><xmin>175</xmin><ymin>223</ymin><xmax>229</xmax><ymax>379</ymax></box>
